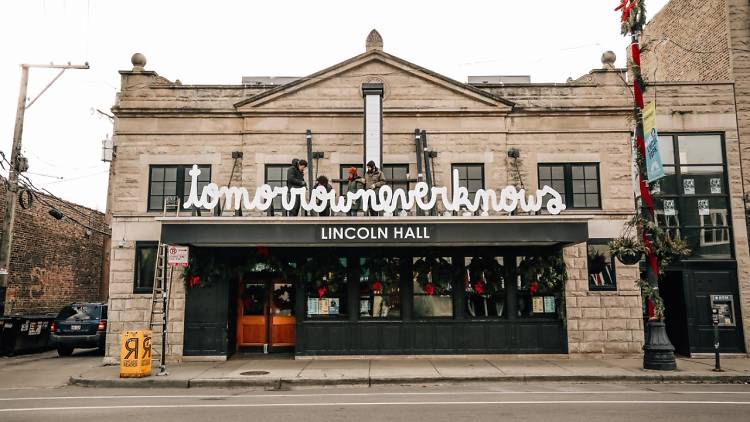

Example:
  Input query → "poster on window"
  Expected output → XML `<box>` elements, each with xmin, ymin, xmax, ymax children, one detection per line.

<box><xmin>329</xmin><ymin>298</ymin><xmax>340</xmax><ymax>315</ymax></box>
<box><xmin>698</xmin><ymin>199</ymin><xmax>710</xmax><ymax>216</ymax></box>
<box><xmin>684</xmin><ymin>179</ymin><xmax>695</xmax><ymax>195</ymax></box>
<box><xmin>651</xmin><ymin>181</ymin><xmax>661</xmax><ymax>195</ymax></box>
<box><xmin>318</xmin><ymin>298</ymin><xmax>330</xmax><ymax>315</ymax></box>
<box><xmin>543</xmin><ymin>296</ymin><xmax>556</xmax><ymax>313</ymax></box>
<box><xmin>710</xmin><ymin>178</ymin><xmax>722</xmax><ymax>194</ymax></box>
<box><xmin>664</xmin><ymin>199</ymin><xmax>676</xmax><ymax>216</ymax></box>
<box><xmin>532</xmin><ymin>296</ymin><xmax>544</xmax><ymax>314</ymax></box>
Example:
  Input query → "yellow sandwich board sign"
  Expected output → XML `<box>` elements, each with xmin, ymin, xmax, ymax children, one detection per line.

<box><xmin>120</xmin><ymin>330</ymin><xmax>152</xmax><ymax>378</ymax></box>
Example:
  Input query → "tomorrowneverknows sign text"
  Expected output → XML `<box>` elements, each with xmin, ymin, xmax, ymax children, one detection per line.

<box><xmin>183</xmin><ymin>164</ymin><xmax>566</xmax><ymax>215</ymax></box>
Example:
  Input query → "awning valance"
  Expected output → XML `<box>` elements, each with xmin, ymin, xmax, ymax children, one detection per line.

<box><xmin>159</xmin><ymin>216</ymin><xmax>589</xmax><ymax>248</ymax></box>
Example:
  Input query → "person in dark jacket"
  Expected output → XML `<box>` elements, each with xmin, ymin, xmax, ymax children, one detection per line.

<box><xmin>314</xmin><ymin>175</ymin><xmax>334</xmax><ymax>216</ymax></box>
<box><xmin>286</xmin><ymin>159</ymin><xmax>307</xmax><ymax>216</ymax></box>
<box><xmin>356</xmin><ymin>160</ymin><xmax>386</xmax><ymax>216</ymax></box>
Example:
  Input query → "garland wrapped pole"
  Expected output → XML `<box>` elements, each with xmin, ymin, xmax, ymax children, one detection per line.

<box><xmin>616</xmin><ymin>0</ymin><xmax>676</xmax><ymax>370</ymax></box>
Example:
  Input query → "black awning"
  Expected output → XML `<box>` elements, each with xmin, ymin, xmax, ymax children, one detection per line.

<box><xmin>160</xmin><ymin>217</ymin><xmax>588</xmax><ymax>248</ymax></box>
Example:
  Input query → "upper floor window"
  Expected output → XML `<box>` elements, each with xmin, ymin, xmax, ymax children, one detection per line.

<box><xmin>265</xmin><ymin>164</ymin><xmax>288</xmax><ymax>214</ymax></box>
<box><xmin>538</xmin><ymin>163</ymin><xmax>601</xmax><ymax>209</ymax></box>
<box><xmin>653</xmin><ymin>133</ymin><xmax>730</xmax><ymax>259</ymax></box>
<box><xmin>383</xmin><ymin>164</ymin><xmax>410</xmax><ymax>211</ymax></box>
<box><xmin>452</xmin><ymin>164</ymin><xmax>485</xmax><ymax>206</ymax></box>
<box><xmin>148</xmin><ymin>165</ymin><xmax>211</xmax><ymax>212</ymax></box>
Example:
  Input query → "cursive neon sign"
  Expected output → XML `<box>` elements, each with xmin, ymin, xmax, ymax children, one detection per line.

<box><xmin>183</xmin><ymin>164</ymin><xmax>566</xmax><ymax>215</ymax></box>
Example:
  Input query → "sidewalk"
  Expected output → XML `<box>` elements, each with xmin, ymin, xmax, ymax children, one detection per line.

<box><xmin>69</xmin><ymin>355</ymin><xmax>750</xmax><ymax>388</ymax></box>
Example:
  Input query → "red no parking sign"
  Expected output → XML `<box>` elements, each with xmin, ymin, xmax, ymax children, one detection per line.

<box><xmin>166</xmin><ymin>245</ymin><xmax>189</xmax><ymax>267</ymax></box>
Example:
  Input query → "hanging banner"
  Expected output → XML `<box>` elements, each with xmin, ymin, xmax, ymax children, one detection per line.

<box><xmin>643</xmin><ymin>101</ymin><xmax>665</xmax><ymax>183</ymax></box>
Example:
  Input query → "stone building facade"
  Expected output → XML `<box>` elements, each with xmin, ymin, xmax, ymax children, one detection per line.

<box><xmin>0</xmin><ymin>181</ymin><xmax>108</xmax><ymax>315</ymax></box>
<box><xmin>103</xmin><ymin>30</ymin><xmax>748</xmax><ymax>363</ymax></box>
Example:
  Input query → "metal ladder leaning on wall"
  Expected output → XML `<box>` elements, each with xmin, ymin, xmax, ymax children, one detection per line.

<box><xmin>147</xmin><ymin>197</ymin><xmax>180</xmax><ymax>376</ymax></box>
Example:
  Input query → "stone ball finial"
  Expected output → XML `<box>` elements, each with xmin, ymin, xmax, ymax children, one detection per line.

<box><xmin>366</xmin><ymin>29</ymin><xmax>383</xmax><ymax>52</ymax></box>
<box><xmin>601</xmin><ymin>50</ymin><xmax>616</xmax><ymax>68</ymax></box>
<box><xmin>131</xmin><ymin>53</ymin><xmax>147</xmax><ymax>71</ymax></box>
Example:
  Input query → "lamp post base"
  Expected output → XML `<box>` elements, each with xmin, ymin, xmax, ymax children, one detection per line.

<box><xmin>643</xmin><ymin>320</ymin><xmax>676</xmax><ymax>371</ymax></box>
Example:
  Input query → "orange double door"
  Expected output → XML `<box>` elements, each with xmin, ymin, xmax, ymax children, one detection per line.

<box><xmin>236</xmin><ymin>275</ymin><xmax>295</xmax><ymax>351</ymax></box>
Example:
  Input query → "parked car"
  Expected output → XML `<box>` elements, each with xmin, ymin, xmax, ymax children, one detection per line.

<box><xmin>49</xmin><ymin>303</ymin><xmax>107</xmax><ymax>356</ymax></box>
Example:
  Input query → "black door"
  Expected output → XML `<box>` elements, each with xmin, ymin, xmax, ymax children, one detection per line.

<box><xmin>684</xmin><ymin>265</ymin><xmax>745</xmax><ymax>353</ymax></box>
<box><xmin>659</xmin><ymin>270</ymin><xmax>690</xmax><ymax>356</ymax></box>
<box><xmin>184</xmin><ymin>278</ymin><xmax>229</xmax><ymax>356</ymax></box>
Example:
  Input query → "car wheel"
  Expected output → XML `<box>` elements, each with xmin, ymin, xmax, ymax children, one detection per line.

<box><xmin>57</xmin><ymin>346</ymin><xmax>74</xmax><ymax>357</ymax></box>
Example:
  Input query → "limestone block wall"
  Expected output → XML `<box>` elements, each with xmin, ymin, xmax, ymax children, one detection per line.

<box><xmin>103</xmin><ymin>217</ymin><xmax>185</xmax><ymax>364</ymax></box>
<box><xmin>564</xmin><ymin>242</ymin><xmax>644</xmax><ymax>356</ymax></box>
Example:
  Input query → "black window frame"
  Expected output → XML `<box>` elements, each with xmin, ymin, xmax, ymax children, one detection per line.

<box><xmin>382</xmin><ymin>164</ymin><xmax>410</xmax><ymax>212</ymax></box>
<box><xmin>265</xmin><ymin>164</ymin><xmax>289</xmax><ymax>214</ymax></box>
<box><xmin>652</xmin><ymin>132</ymin><xmax>733</xmax><ymax>260</ymax></box>
<box><xmin>133</xmin><ymin>241</ymin><xmax>159</xmax><ymax>294</ymax></box>
<box><xmin>147</xmin><ymin>164</ymin><xmax>211</xmax><ymax>212</ymax></box>
<box><xmin>451</xmin><ymin>163</ymin><xmax>485</xmax><ymax>210</ymax></box>
<box><xmin>538</xmin><ymin>163</ymin><xmax>602</xmax><ymax>210</ymax></box>
<box><xmin>587</xmin><ymin>239</ymin><xmax>617</xmax><ymax>291</ymax></box>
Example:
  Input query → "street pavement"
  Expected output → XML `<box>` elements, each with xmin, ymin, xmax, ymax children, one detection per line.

<box><xmin>2</xmin><ymin>351</ymin><xmax>750</xmax><ymax>420</ymax></box>
<box><xmin>1</xmin><ymin>382</ymin><xmax>750</xmax><ymax>421</ymax></box>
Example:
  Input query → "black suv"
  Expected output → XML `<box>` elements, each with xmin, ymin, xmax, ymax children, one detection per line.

<box><xmin>50</xmin><ymin>303</ymin><xmax>107</xmax><ymax>356</ymax></box>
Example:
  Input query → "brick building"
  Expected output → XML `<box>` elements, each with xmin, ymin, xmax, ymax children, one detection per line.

<box><xmin>639</xmin><ymin>0</ymin><xmax>750</xmax><ymax>356</ymax></box>
<box><xmin>0</xmin><ymin>180</ymin><xmax>108</xmax><ymax>316</ymax></box>
<box><xmin>103</xmin><ymin>30</ymin><xmax>749</xmax><ymax>363</ymax></box>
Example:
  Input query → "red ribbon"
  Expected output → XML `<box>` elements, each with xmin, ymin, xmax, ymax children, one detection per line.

<box><xmin>473</xmin><ymin>280</ymin><xmax>485</xmax><ymax>295</ymax></box>
<box><xmin>189</xmin><ymin>275</ymin><xmax>201</xmax><ymax>288</ymax></box>
<box><xmin>371</xmin><ymin>281</ymin><xmax>383</xmax><ymax>294</ymax></box>
<box><xmin>424</xmin><ymin>283</ymin><xmax>435</xmax><ymax>296</ymax></box>
<box><xmin>530</xmin><ymin>281</ymin><xmax>539</xmax><ymax>295</ymax></box>
<box><xmin>317</xmin><ymin>287</ymin><xmax>327</xmax><ymax>299</ymax></box>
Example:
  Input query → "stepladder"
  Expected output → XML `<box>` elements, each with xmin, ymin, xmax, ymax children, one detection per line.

<box><xmin>148</xmin><ymin>242</ymin><xmax>172</xmax><ymax>376</ymax></box>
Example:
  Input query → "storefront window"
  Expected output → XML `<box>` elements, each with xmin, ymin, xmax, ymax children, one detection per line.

<box><xmin>652</xmin><ymin>133</ymin><xmax>730</xmax><ymax>259</ymax></box>
<box><xmin>304</xmin><ymin>257</ymin><xmax>348</xmax><ymax>318</ymax></box>
<box><xmin>464</xmin><ymin>257</ymin><xmax>505</xmax><ymax>318</ymax></box>
<box><xmin>413</xmin><ymin>257</ymin><xmax>454</xmax><ymax>318</ymax></box>
<box><xmin>133</xmin><ymin>241</ymin><xmax>158</xmax><ymax>294</ymax></box>
<box><xmin>587</xmin><ymin>242</ymin><xmax>616</xmax><ymax>291</ymax></box>
<box><xmin>359</xmin><ymin>256</ymin><xmax>401</xmax><ymax>318</ymax></box>
<box><xmin>516</xmin><ymin>255</ymin><xmax>565</xmax><ymax>319</ymax></box>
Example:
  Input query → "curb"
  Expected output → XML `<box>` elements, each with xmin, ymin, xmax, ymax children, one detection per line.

<box><xmin>69</xmin><ymin>376</ymin><xmax>190</xmax><ymax>389</ymax></box>
<box><xmin>69</xmin><ymin>374</ymin><xmax>750</xmax><ymax>388</ymax></box>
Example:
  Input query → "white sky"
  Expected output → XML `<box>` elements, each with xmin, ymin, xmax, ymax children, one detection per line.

<box><xmin>0</xmin><ymin>0</ymin><xmax>669</xmax><ymax>212</ymax></box>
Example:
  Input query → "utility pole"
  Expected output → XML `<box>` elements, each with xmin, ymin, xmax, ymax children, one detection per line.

<box><xmin>0</xmin><ymin>63</ymin><xmax>89</xmax><ymax>304</ymax></box>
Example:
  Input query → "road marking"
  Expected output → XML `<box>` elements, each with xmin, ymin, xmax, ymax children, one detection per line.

<box><xmin>2</xmin><ymin>390</ymin><xmax>750</xmax><ymax>401</ymax></box>
<box><xmin>2</xmin><ymin>400</ymin><xmax>750</xmax><ymax>412</ymax></box>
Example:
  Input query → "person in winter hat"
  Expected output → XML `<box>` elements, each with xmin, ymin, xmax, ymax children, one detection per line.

<box><xmin>314</xmin><ymin>175</ymin><xmax>334</xmax><ymax>216</ymax></box>
<box><xmin>346</xmin><ymin>166</ymin><xmax>364</xmax><ymax>216</ymax></box>
<box><xmin>286</xmin><ymin>158</ymin><xmax>307</xmax><ymax>216</ymax></box>
<box><xmin>356</xmin><ymin>160</ymin><xmax>386</xmax><ymax>216</ymax></box>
